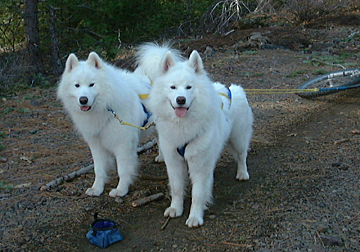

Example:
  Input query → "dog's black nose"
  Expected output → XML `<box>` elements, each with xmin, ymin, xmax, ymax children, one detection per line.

<box><xmin>176</xmin><ymin>96</ymin><xmax>186</xmax><ymax>105</ymax></box>
<box><xmin>79</xmin><ymin>96</ymin><xmax>88</xmax><ymax>105</ymax></box>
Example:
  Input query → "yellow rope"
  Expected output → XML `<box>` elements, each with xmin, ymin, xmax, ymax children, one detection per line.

<box><xmin>115</xmin><ymin>86</ymin><xmax>318</xmax><ymax>129</ymax></box>
<box><xmin>244</xmin><ymin>88</ymin><xmax>319</xmax><ymax>94</ymax></box>
<box><xmin>112</xmin><ymin>113</ymin><xmax>155</xmax><ymax>130</ymax></box>
<box><xmin>107</xmin><ymin>89</ymin><xmax>154</xmax><ymax>131</ymax></box>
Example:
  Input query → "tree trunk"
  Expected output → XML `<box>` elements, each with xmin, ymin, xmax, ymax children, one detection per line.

<box><xmin>24</xmin><ymin>0</ymin><xmax>44</xmax><ymax>75</ymax></box>
<box><xmin>49</xmin><ymin>6</ymin><xmax>63</xmax><ymax>77</ymax></box>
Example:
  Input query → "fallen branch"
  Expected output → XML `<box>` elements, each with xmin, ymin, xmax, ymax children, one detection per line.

<box><xmin>131</xmin><ymin>192</ymin><xmax>164</xmax><ymax>207</ymax></box>
<box><xmin>40</xmin><ymin>140</ymin><xmax>157</xmax><ymax>191</ymax></box>
<box><xmin>137</xmin><ymin>139</ymin><xmax>157</xmax><ymax>153</ymax></box>
<box><xmin>40</xmin><ymin>164</ymin><xmax>94</xmax><ymax>191</ymax></box>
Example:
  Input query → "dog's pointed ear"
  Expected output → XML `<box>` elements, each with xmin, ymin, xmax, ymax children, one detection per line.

<box><xmin>87</xmin><ymin>52</ymin><xmax>103</xmax><ymax>69</ymax></box>
<box><xmin>188</xmin><ymin>50</ymin><xmax>204</xmax><ymax>74</ymax></box>
<box><xmin>65</xmin><ymin>53</ymin><xmax>79</xmax><ymax>73</ymax></box>
<box><xmin>161</xmin><ymin>51</ymin><xmax>176</xmax><ymax>74</ymax></box>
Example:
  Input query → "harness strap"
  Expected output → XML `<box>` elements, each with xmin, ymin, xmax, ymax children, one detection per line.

<box><xmin>218</xmin><ymin>87</ymin><xmax>232</xmax><ymax>109</ymax></box>
<box><xmin>177</xmin><ymin>144</ymin><xmax>188</xmax><ymax>157</ymax></box>
<box><xmin>138</xmin><ymin>94</ymin><xmax>149</xmax><ymax>99</ymax></box>
<box><xmin>107</xmin><ymin>108</ymin><xmax>155</xmax><ymax>131</ymax></box>
<box><xmin>141</xmin><ymin>104</ymin><xmax>152</xmax><ymax>126</ymax></box>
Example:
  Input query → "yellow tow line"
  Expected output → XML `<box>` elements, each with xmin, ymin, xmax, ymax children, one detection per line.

<box><xmin>110</xmin><ymin>88</ymin><xmax>319</xmax><ymax>130</ymax></box>
<box><xmin>244</xmin><ymin>88</ymin><xmax>319</xmax><ymax>94</ymax></box>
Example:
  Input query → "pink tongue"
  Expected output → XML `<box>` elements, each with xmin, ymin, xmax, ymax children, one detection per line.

<box><xmin>81</xmin><ymin>106</ymin><xmax>91</xmax><ymax>111</ymax></box>
<box><xmin>175</xmin><ymin>107</ymin><xmax>187</xmax><ymax>117</ymax></box>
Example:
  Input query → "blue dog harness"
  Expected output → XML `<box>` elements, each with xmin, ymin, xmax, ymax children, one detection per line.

<box><xmin>141</xmin><ymin>103</ymin><xmax>152</xmax><ymax>127</ymax></box>
<box><xmin>177</xmin><ymin>143</ymin><xmax>188</xmax><ymax>157</ymax></box>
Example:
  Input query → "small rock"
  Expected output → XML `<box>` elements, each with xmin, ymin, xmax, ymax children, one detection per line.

<box><xmin>30</xmin><ymin>100</ymin><xmax>41</xmax><ymax>106</ymax></box>
<box><xmin>29</xmin><ymin>129</ymin><xmax>38</xmax><ymax>134</ymax></box>
<box><xmin>208</xmin><ymin>215</ymin><xmax>216</xmax><ymax>220</ymax></box>
<box><xmin>204</xmin><ymin>46</ymin><xmax>214</xmax><ymax>57</ymax></box>
<box><xmin>316</xmin><ymin>224</ymin><xmax>329</xmax><ymax>233</ymax></box>
<box><xmin>331</xmin><ymin>162</ymin><xmax>342</xmax><ymax>167</ymax></box>
<box><xmin>115</xmin><ymin>197</ymin><xmax>124</xmax><ymax>204</ymax></box>
<box><xmin>0</xmin><ymin>157</ymin><xmax>7</xmax><ymax>163</ymax></box>
<box><xmin>320</xmin><ymin>235</ymin><xmax>344</xmax><ymax>246</ymax></box>
<box><xmin>332</xmin><ymin>162</ymin><xmax>350</xmax><ymax>170</ymax></box>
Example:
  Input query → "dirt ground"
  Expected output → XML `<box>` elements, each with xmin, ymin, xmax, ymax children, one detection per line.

<box><xmin>1</xmin><ymin>13</ymin><xmax>360</xmax><ymax>251</ymax></box>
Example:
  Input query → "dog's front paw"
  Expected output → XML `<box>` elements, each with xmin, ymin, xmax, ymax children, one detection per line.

<box><xmin>236</xmin><ymin>171</ymin><xmax>249</xmax><ymax>181</ymax></box>
<box><xmin>186</xmin><ymin>217</ymin><xmax>203</xmax><ymax>228</ymax></box>
<box><xmin>164</xmin><ymin>207</ymin><xmax>183</xmax><ymax>218</ymax></box>
<box><xmin>86</xmin><ymin>187</ymin><xmax>103</xmax><ymax>196</ymax></box>
<box><xmin>109</xmin><ymin>188</ymin><xmax>128</xmax><ymax>197</ymax></box>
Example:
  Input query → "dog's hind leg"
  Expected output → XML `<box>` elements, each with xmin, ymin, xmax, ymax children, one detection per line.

<box><xmin>228</xmin><ymin>132</ymin><xmax>251</xmax><ymax>181</ymax></box>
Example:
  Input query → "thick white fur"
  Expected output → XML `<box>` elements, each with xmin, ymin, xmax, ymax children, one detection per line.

<box><xmin>57</xmin><ymin>52</ymin><xmax>155</xmax><ymax>197</ymax></box>
<box><xmin>137</xmin><ymin>44</ymin><xmax>253</xmax><ymax>228</ymax></box>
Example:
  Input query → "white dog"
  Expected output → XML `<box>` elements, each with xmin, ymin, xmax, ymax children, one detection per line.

<box><xmin>57</xmin><ymin>52</ymin><xmax>154</xmax><ymax>197</ymax></box>
<box><xmin>136</xmin><ymin>44</ymin><xmax>253</xmax><ymax>228</ymax></box>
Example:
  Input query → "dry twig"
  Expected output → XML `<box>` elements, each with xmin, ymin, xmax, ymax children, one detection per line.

<box><xmin>161</xmin><ymin>216</ymin><xmax>171</xmax><ymax>230</ymax></box>
<box><xmin>333</xmin><ymin>138</ymin><xmax>350</xmax><ymax>145</ymax></box>
<box><xmin>131</xmin><ymin>192</ymin><xmax>165</xmax><ymax>207</ymax></box>
<box><xmin>221</xmin><ymin>241</ymin><xmax>252</xmax><ymax>248</ymax></box>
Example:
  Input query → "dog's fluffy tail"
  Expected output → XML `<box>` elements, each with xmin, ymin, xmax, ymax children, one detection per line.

<box><xmin>134</xmin><ymin>42</ymin><xmax>183</xmax><ymax>81</ymax></box>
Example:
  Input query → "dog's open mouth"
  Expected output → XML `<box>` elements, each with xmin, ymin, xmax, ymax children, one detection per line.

<box><xmin>174</xmin><ymin>107</ymin><xmax>188</xmax><ymax>118</ymax></box>
<box><xmin>80</xmin><ymin>106</ymin><xmax>92</xmax><ymax>111</ymax></box>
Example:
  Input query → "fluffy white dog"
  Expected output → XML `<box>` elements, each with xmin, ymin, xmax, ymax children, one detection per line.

<box><xmin>136</xmin><ymin>44</ymin><xmax>253</xmax><ymax>228</ymax></box>
<box><xmin>57</xmin><ymin>52</ymin><xmax>154</xmax><ymax>197</ymax></box>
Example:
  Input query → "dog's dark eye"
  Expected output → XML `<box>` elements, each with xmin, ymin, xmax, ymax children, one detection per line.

<box><xmin>89</xmin><ymin>83</ymin><xmax>95</xmax><ymax>87</ymax></box>
<box><xmin>75</xmin><ymin>84</ymin><xmax>80</xmax><ymax>88</ymax></box>
<box><xmin>186</xmin><ymin>85</ymin><xmax>192</xmax><ymax>90</ymax></box>
<box><xmin>170</xmin><ymin>85</ymin><xmax>176</xmax><ymax>90</ymax></box>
